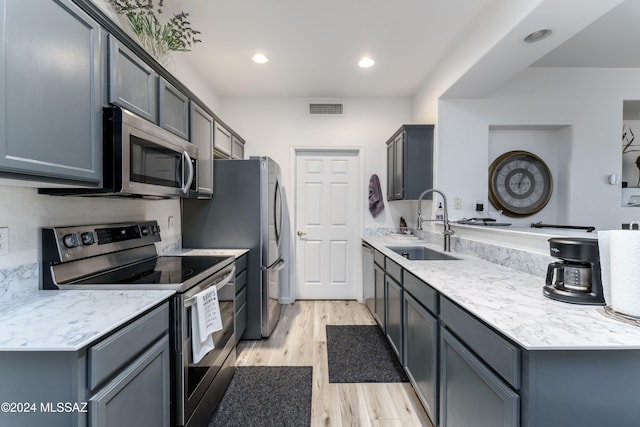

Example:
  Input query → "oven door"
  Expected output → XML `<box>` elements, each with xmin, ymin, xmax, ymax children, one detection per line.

<box><xmin>175</xmin><ymin>264</ymin><xmax>235</xmax><ymax>426</ymax></box>
<box><xmin>118</xmin><ymin>107</ymin><xmax>197</xmax><ymax>198</ymax></box>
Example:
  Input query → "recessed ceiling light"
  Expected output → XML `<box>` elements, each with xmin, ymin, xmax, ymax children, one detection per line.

<box><xmin>523</xmin><ymin>29</ymin><xmax>553</xmax><ymax>44</ymax></box>
<box><xmin>252</xmin><ymin>53</ymin><xmax>269</xmax><ymax>64</ymax></box>
<box><xmin>358</xmin><ymin>57</ymin><xmax>375</xmax><ymax>69</ymax></box>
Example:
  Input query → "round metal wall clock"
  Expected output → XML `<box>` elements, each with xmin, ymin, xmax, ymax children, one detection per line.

<box><xmin>488</xmin><ymin>150</ymin><xmax>553</xmax><ymax>217</ymax></box>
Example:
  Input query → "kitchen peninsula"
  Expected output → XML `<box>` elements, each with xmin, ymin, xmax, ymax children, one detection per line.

<box><xmin>364</xmin><ymin>233</ymin><xmax>640</xmax><ymax>427</ymax></box>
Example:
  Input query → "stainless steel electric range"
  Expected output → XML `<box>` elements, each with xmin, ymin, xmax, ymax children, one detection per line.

<box><xmin>42</xmin><ymin>220</ymin><xmax>236</xmax><ymax>427</ymax></box>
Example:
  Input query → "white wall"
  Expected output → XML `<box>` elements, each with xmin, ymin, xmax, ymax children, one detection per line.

<box><xmin>219</xmin><ymin>97</ymin><xmax>414</xmax><ymax>231</ymax></box>
<box><xmin>433</xmin><ymin>67</ymin><xmax>640</xmax><ymax>230</ymax></box>
<box><xmin>0</xmin><ymin>185</ymin><xmax>181</xmax><ymax>271</ymax></box>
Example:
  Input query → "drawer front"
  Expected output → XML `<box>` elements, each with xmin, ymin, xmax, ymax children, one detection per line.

<box><xmin>89</xmin><ymin>303</ymin><xmax>169</xmax><ymax>390</ymax></box>
<box><xmin>235</xmin><ymin>302</ymin><xmax>247</xmax><ymax>342</ymax></box>
<box><xmin>440</xmin><ymin>298</ymin><xmax>520</xmax><ymax>389</ymax></box>
<box><xmin>404</xmin><ymin>271</ymin><xmax>438</xmax><ymax>315</ymax></box>
<box><xmin>235</xmin><ymin>286</ymin><xmax>247</xmax><ymax>341</ymax></box>
<box><xmin>374</xmin><ymin>249</ymin><xmax>385</xmax><ymax>268</ymax></box>
<box><xmin>385</xmin><ymin>258</ymin><xmax>402</xmax><ymax>284</ymax></box>
<box><xmin>235</xmin><ymin>270</ymin><xmax>247</xmax><ymax>292</ymax></box>
<box><xmin>235</xmin><ymin>254</ymin><xmax>247</xmax><ymax>274</ymax></box>
<box><xmin>235</xmin><ymin>286</ymin><xmax>247</xmax><ymax>314</ymax></box>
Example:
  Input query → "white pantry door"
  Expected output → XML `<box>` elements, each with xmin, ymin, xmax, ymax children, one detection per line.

<box><xmin>295</xmin><ymin>150</ymin><xmax>360</xmax><ymax>299</ymax></box>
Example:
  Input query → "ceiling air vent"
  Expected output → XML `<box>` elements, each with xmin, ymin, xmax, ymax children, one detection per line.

<box><xmin>308</xmin><ymin>103</ymin><xmax>344</xmax><ymax>116</ymax></box>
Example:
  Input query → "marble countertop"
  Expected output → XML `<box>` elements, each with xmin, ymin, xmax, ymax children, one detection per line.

<box><xmin>0</xmin><ymin>290</ymin><xmax>174</xmax><ymax>351</ymax></box>
<box><xmin>0</xmin><ymin>249</ymin><xmax>247</xmax><ymax>352</ymax></box>
<box><xmin>364</xmin><ymin>236</ymin><xmax>640</xmax><ymax>350</ymax></box>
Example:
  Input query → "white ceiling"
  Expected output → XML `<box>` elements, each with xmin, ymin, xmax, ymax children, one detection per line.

<box><xmin>167</xmin><ymin>0</ymin><xmax>637</xmax><ymax>99</ymax></box>
<box><xmin>169</xmin><ymin>0</ymin><xmax>500</xmax><ymax>97</ymax></box>
<box><xmin>532</xmin><ymin>0</ymin><xmax>640</xmax><ymax>68</ymax></box>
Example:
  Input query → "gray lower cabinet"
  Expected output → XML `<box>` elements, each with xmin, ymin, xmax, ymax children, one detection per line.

<box><xmin>373</xmin><ymin>262</ymin><xmax>386</xmax><ymax>331</ymax></box>
<box><xmin>385</xmin><ymin>275</ymin><xmax>403</xmax><ymax>360</ymax></box>
<box><xmin>108</xmin><ymin>35</ymin><xmax>157</xmax><ymax>122</ymax></box>
<box><xmin>384</xmin><ymin>258</ymin><xmax>403</xmax><ymax>360</ymax></box>
<box><xmin>190</xmin><ymin>102</ymin><xmax>214</xmax><ymax>197</ymax></box>
<box><xmin>235</xmin><ymin>254</ymin><xmax>248</xmax><ymax>342</ymax></box>
<box><xmin>0</xmin><ymin>0</ymin><xmax>102</xmax><ymax>184</ymax></box>
<box><xmin>158</xmin><ymin>78</ymin><xmax>189</xmax><ymax>140</ymax></box>
<box><xmin>365</xmin><ymin>248</ymin><xmax>640</xmax><ymax>427</ymax></box>
<box><xmin>0</xmin><ymin>303</ymin><xmax>170</xmax><ymax>427</ymax></box>
<box><xmin>440</xmin><ymin>327</ymin><xmax>519</xmax><ymax>427</ymax></box>
<box><xmin>403</xmin><ymin>292</ymin><xmax>438</xmax><ymax>425</ymax></box>
<box><xmin>89</xmin><ymin>336</ymin><xmax>169</xmax><ymax>427</ymax></box>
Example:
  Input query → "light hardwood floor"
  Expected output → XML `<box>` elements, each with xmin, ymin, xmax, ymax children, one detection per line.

<box><xmin>236</xmin><ymin>300</ymin><xmax>434</xmax><ymax>427</ymax></box>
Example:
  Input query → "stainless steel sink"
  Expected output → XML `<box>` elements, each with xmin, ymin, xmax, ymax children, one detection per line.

<box><xmin>386</xmin><ymin>246</ymin><xmax>460</xmax><ymax>261</ymax></box>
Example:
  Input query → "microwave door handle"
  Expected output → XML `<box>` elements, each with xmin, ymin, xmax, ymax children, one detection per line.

<box><xmin>181</xmin><ymin>151</ymin><xmax>194</xmax><ymax>194</ymax></box>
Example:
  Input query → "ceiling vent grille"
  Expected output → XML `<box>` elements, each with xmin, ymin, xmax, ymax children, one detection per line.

<box><xmin>309</xmin><ymin>103</ymin><xmax>344</xmax><ymax>116</ymax></box>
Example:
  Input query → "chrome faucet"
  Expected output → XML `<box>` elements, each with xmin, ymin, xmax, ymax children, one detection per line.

<box><xmin>417</xmin><ymin>188</ymin><xmax>454</xmax><ymax>252</ymax></box>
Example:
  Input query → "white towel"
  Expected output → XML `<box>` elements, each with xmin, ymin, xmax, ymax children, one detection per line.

<box><xmin>190</xmin><ymin>286</ymin><xmax>223</xmax><ymax>364</ymax></box>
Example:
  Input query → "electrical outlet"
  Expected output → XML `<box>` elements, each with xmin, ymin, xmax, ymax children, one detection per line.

<box><xmin>0</xmin><ymin>227</ymin><xmax>8</xmax><ymax>256</ymax></box>
<box><xmin>454</xmin><ymin>198</ymin><xmax>462</xmax><ymax>210</ymax></box>
<box><xmin>168</xmin><ymin>216</ymin><xmax>175</xmax><ymax>230</ymax></box>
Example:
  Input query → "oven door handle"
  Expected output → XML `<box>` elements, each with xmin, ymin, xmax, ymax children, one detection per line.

<box><xmin>184</xmin><ymin>266</ymin><xmax>236</xmax><ymax>307</ymax></box>
<box><xmin>181</xmin><ymin>150</ymin><xmax>195</xmax><ymax>195</ymax></box>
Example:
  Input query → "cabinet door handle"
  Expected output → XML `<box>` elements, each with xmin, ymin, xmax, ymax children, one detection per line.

<box><xmin>297</xmin><ymin>230</ymin><xmax>307</xmax><ymax>238</ymax></box>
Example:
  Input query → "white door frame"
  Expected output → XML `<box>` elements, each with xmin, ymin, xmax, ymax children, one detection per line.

<box><xmin>289</xmin><ymin>146</ymin><xmax>365</xmax><ymax>302</ymax></box>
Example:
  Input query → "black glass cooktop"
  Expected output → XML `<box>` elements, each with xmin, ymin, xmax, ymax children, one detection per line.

<box><xmin>76</xmin><ymin>255</ymin><xmax>232</xmax><ymax>285</ymax></box>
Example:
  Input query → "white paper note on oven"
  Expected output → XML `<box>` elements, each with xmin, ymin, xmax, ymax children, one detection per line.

<box><xmin>195</xmin><ymin>285</ymin><xmax>223</xmax><ymax>338</ymax></box>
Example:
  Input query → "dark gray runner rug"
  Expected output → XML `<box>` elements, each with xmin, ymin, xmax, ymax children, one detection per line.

<box><xmin>326</xmin><ymin>325</ymin><xmax>408</xmax><ymax>383</ymax></box>
<box><xmin>209</xmin><ymin>366</ymin><xmax>312</xmax><ymax>427</ymax></box>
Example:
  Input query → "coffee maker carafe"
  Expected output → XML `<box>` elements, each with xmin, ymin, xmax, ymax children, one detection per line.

<box><xmin>544</xmin><ymin>237</ymin><xmax>605</xmax><ymax>305</ymax></box>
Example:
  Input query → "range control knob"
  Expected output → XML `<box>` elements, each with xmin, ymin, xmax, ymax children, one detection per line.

<box><xmin>140</xmin><ymin>226</ymin><xmax>149</xmax><ymax>236</ymax></box>
<box><xmin>62</xmin><ymin>234</ymin><xmax>79</xmax><ymax>248</ymax></box>
<box><xmin>81</xmin><ymin>232</ymin><xmax>95</xmax><ymax>245</ymax></box>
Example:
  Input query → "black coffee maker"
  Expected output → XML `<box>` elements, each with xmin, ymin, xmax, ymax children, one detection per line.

<box><xmin>544</xmin><ymin>237</ymin><xmax>605</xmax><ymax>305</ymax></box>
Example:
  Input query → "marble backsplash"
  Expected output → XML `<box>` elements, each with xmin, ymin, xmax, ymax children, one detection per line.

<box><xmin>364</xmin><ymin>227</ymin><xmax>553</xmax><ymax>278</ymax></box>
<box><xmin>0</xmin><ymin>236</ymin><xmax>182</xmax><ymax>305</ymax></box>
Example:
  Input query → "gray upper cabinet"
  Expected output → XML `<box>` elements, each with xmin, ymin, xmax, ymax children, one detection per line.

<box><xmin>386</xmin><ymin>125</ymin><xmax>434</xmax><ymax>201</ymax></box>
<box><xmin>158</xmin><ymin>78</ymin><xmax>189</xmax><ymax>140</ymax></box>
<box><xmin>231</xmin><ymin>136</ymin><xmax>245</xmax><ymax>160</ymax></box>
<box><xmin>108</xmin><ymin>34</ymin><xmax>157</xmax><ymax>122</ymax></box>
<box><xmin>214</xmin><ymin>122</ymin><xmax>233</xmax><ymax>158</ymax></box>
<box><xmin>0</xmin><ymin>0</ymin><xmax>103</xmax><ymax>184</ymax></box>
<box><xmin>190</xmin><ymin>102</ymin><xmax>214</xmax><ymax>197</ymax></box>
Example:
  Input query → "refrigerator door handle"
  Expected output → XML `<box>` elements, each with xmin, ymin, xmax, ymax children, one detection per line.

<box><xmin>262</xmin><ymin>258</ymin><xmax>285</xmax><ymax>272</ymax></box>
<box><xmin>274</xmin><ymin>175</ymin><xmax>283</xmax><ymax>248</ymax></box>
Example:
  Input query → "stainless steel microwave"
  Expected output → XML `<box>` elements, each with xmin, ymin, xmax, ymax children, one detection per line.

<box><xmin>41</xmin><ymin>106</ymin><xmax>198</xmax><ymax>199</ymax></box>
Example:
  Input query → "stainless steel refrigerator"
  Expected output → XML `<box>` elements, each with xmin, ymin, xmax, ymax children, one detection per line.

<box><xmin>182</xmin><ymin>157</ymin><xmax>285</xmax><ymax>339</ymax></box>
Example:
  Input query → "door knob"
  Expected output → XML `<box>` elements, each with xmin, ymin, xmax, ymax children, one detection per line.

<box><xmin>297</xmin><ymin>230</ymin><xmax>307</xmax><ymax>237</ymax></box>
